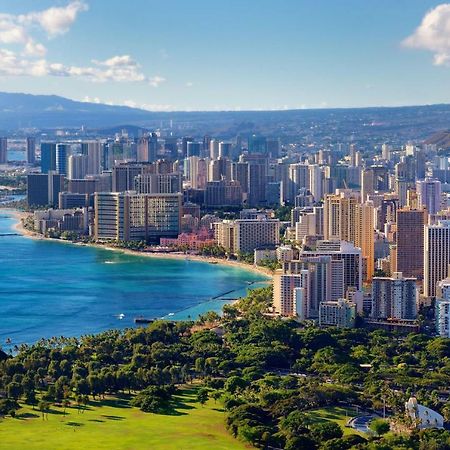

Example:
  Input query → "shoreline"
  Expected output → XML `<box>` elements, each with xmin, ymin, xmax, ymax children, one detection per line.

<box><xmin>5</xmin><ymin>209</ymin><xmax>273</xmax><ymax>280</ymax></box>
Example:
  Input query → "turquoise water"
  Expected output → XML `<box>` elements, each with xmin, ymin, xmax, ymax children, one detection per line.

<box><xmin>0</xmin><ymin>213</ymin><xmax>269</xmax><ymax>348</ymax></box>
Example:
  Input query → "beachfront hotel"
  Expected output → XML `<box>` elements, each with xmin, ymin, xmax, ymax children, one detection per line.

<box><xmin>94</xmin><ymin>191</ymin><xmax>182</xmax><ymax>242</ymax></box>
<box><xmin>213</xmin><ymin>217</ymin><xmax>280</xmax><ymax>254</ymax></box>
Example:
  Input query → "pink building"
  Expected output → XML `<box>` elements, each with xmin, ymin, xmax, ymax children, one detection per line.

<box><xmin>160</xmin><ymin>230</ymin><xmax>215</xmax><ymax>250</ymax></box>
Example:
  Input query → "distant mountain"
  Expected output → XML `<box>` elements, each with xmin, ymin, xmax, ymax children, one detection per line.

<box><xmin>2</xmin><ymin>92</ymin><xmax>450</xmax><ymax>146</ymax></box>
<box><xmin>424</xmin><ymin>130</ymin><xmax>450</xmax><ymax>149</ymax></box>
<box><xmin>0</xmin><ymin>92</ymin><xmax>156</xmax><ymax>130</ymax></box>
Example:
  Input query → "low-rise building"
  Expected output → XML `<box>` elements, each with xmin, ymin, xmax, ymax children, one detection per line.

<box><xmin>276</xmin><ymin>245</ymin><xmax>294</xmax><ymax>262</ymax></box>
<box><xmin>405</xmin><ymin>397</ymin><xmax>444</xmax><ymax>429</ymax></box>
<box><xmin>159</xmin><ymin>230</ymin><xmax>215</xmax><ymax>250</ymax></box>
<box><xmin>254</xmin><ymin>249</ymin><xmax>277</xmax><ymax>265</ymax></box>
<box><xmin>319</xmin><ymin>299</ymin><xmax>356</xmax><ymax>328</ymax></box>
<box><xmin>34</xmin><ymin>208</ymin><xmax>89</xmax><ymax>234</ymax></box>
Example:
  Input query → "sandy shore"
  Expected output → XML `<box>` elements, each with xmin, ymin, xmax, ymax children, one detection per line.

<box><xmin>6</xmin><ymin>209</ymin><xmax>273</xmax><ymax>279</ymax></box>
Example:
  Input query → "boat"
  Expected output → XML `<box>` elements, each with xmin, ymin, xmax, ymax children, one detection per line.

<box><xmin>134</xmin><ymin>316</ymin><xmax>154</xmax><ymax>324</ymax></box>
<box><xmin>209</xmin><ymin>261</ymin><xmax>218</xmax><ymax>264</ymax></box>
<box><xmin>115</xmin><ymin>313</ymin><xmax>125</xmax><ymax>320</ymax></box>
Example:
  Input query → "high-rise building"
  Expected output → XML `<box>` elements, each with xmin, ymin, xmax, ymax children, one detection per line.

<box><xmin>424</xmin><ymin>220</ymin><xmax>450</xmax><ymax>298</ymax></box>
<box><xmin>436</xmin><ymin>300</ymin><xmax>450</xmax><ymax>338</ymax></box>
<box><xmin>137</xmin><ymin>133</ymin><xmax>158</xmax><ymax>163</ymax></box>
<box><xmin>0</xmin><ymin>137</ymin><xmax>7</xmax><ymax>164</ymax></box>
<box><xmin>288</xmin><ymin>163</ymin><xmax>309</xmax><ymax>202</ymax></box>
<box><xmin>214</xmin><ymin>217</ymin><xmax>280</xmax><ymax>253</ymax></box>
<box><xmin>112</xmin><ymin>162</ymin><xmax>153</xmax><ymax>192</ymax></box>
<box><xmin>219</xmin><ymin>142</ymin><xmax>232</xmax><ymax>159</ymax></box>
<box><xmin>295</xmin><ymin>208</ymin><xmax>324</xmax><ymax>243</ymax></box>
<box><xmin>187</xmin><ymin>156</ymin><xmax>208</xmax><ymax>189</ymax></box>
<box><xmin>27</xmin><ymin>172</ymin><xmax>64</xmax><ymax>207</ymax></box>
<box><xmin>267</xmin><ymin>181</ymin><xmax>282</xmax><ymax>206</ymax></box>
<box><xmin>301</xmin><ymin>240</ymin><xmax>363</xmax><ymax>292</ymax></box>
<box><xmin>323</xmin><ymin>191</ymin><xmax>375</xmax><ymax>280</ymax></box>
<box><xmin>395</xmin><ymin>207</ymin><xmax>427</xmax><ymax>280</ymax></box>
<box><xmin>58</xmin><ymin>192</ymin><xmax>90</xmax><ymax>209</ymax></box>
<box><xmin>83</xmin><ymin>141</ymin><xmax>102</xmax><ymax>175</ymax></box>
<box><xmin>68</xmin><ymin>154</ymin><xmax>88</xmax><ymax>180</ymax></box>
<box><xmin>248</xmin><ymin>135</ymin><xmax>267</xmax><ymax>154</ymax></box>
<box><xmin>26</xmin><ymin>137</ymin><xmax>36</xmax><ymax>164</ymax></box>
<box><xmin>273</xmin><ymin>272</ymin><xmax>308</xmax><ymax>317</ymax></box>
<box><xmin>202</xmin><ymin>135</ymin><xmax>211</xmax><ymax>158</ymax></box>
<box><xmin>209</xmin><ymin>139</ymin><xmax>220</xmax><ymax>160</ymax></box>
<box><xmin>371</xmin><ymin>272</ymin><xmax>417</xmax><ymax>320</ymax></box>
<box><xmin>323</xmin><ymin>191</ymin><xmax>360</xmax><ymax>240</ymax></box>
<box><xmin>164</xmin><ymin>137</ymin><xmax>178</xmax><ymax>160</ymax></box>
<box><xmin>148</xmin><ymin>133</ymin><xmax>158</xmax><ymax>162</ymax></box>
<box><xmin>208</xmin><ymin>158</ymin><xmax>231</xmax><ymax>182</ymax></box>
<box><xmin>356</xmin><ymin>201</ymin><xmax>375</xmax><ymax>281</ymax></box>
<box><xmin>137</xmin><ymin>137</ymin><xmax>148</xmax><ymax>162</ymax></box>
<box><xmin>361</xmin><ymin>166</ymin><xmax>389</xmax><ymax>202</ymax></box>
<box><xmin>247</xmin><ymin>162</ymin><xmax>267</xmax><ymax>207</ymax></box>
<box><xmin>395</xmin><ymin>157</ymin><xmax>416</xmax><ymax>207</ymax></box>
<box><xmin>436</xmin><ymin>271</ymin><xmax>450</xmax><ymax>337</ymax></box>
<box><xmin>308</xmin><ymin>164</ymin><xmax>323</xmax><ymax>201</ymax></box>
<box><xmin>416</xmin><ymin>178</ymin><xmax>442</xmax><ymax>215</ymax></box>
<box><xmin>56</xmin><ymin>144</ymin><xmax>70</xmax><ymax>176</ymax></box>
<box><xmin>280</xmin><ymin>255</ymin><xmax>334</xmax><ymax>318</ymax></box>
<box><xmin>94</xmin><ymin>192</ymin><xmax>182</xmax><ymax>242</ymax></box>
<box><xmin>267</xmin><ymin>139</ymin><xmax>280</xmax><ymax>158</ymax></box>
<box><xmin>40</xmin><ymin>143</ymin><xmax>57</xmax><ymax>174</ymax></box>
<box><xmin>181</xmin><ymin>137</ymin><xmax>193</xmax><ymax>158</ymax></box>
<box><xmin>134</xmin><ymin>172</ymin><xmax>181</xmax><ymax>194</ymax></box>
<box><xmin>381</xmin><ymin>143</ymin><xmax>392</xmax><ymax>161</ymax></box>
<box><xmin>232</xmin><ymin>162</ymin><xmax>249</xmax><ymax>194</ymax></box>
<box><xmin>205</xmin><ymin>180</ymin><xmax>242</xmax><ymax>207</ymax></box>
<box><xmin>186</xmin><ymin>141</ymin><xmax>201</xmax><ymax>158</ymax></box>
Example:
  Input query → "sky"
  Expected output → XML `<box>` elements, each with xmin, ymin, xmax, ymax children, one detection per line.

<box><xmin>1</xmin><ymin>0</ymin><xmax>450</xmax><ymax>111</ymax></box>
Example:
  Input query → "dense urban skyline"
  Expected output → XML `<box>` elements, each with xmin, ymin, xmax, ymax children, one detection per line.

<box><xmin>1</xmin><ymin>3</ymin><xmax>450</xmax><ymax>448</ymax></box>
<box><xmin>2</xmin><ymin>1</ymin><xmax>450</xmax><ymax>110</ymax></box>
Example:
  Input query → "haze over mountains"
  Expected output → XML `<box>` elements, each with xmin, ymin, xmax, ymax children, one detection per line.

<box><xmin>2</xmin><ymin>91</ymin><xmax>450</xmax><ymax>147</ymax></box>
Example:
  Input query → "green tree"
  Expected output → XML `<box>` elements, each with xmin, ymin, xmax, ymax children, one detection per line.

<box><xmin>197</xmin><ymin>388</ymin><xmax>209</xmax><ymax>406</ymax></box>
<box><xmin>310</xmin><ymin>422</ymin><xmax>343</xmax><ymax>442</ymax></box>
<box><xmin>369</xmin><ymin>418</ymin><xmax>390</xmax><ymax>436</ymax></box>
<box><xmin>7</xmin><ymin>382</ymin><xmax>22</xmax><ymax>400</ymax></box>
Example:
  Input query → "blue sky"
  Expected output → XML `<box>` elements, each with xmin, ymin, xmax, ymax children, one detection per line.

<box><xmin>0</xmin><ymin>0</ymin><xmax>450</xmax><ymax>110</ymax></box>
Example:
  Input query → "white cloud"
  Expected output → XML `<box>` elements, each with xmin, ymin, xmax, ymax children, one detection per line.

<box><xmin>23</xmin><ymin>40</ymin><xmax>47</xmax><ymax>57</ymax></box>
<box><xmin>185</xmin><ymin>81</ymin><xmax>193</xmax><ymax>87</ymax></box>
<box><xmin>0</xmin><ymin>2</ymin><xmax>165</xmax><ymax>85</ymax></box>
<box><xmin>140</xmin><ymin>103</ymin><xmax>173</xmax><ymax>111</ymax></box>
<box><xmin>20</xmin><ymin>1</ymin><xmax>89</xmax><ymax>37</ymax></box>
<box><xmin>148</xmin><ymin>75</ymin><xmax>166</xmax><ymax>87</ymax></box>
<box><xmin>123</xmin><ymin>99</ymin><xmax>137</xmax><ymax>108</ymax></box>
<box><xmin>0</xmin><ymin>1</ymin><xmax>87</xmax><ymax>56</ymax></box>
<box><xmin>403</xmin><ymin>4</ymin><xmax>450</xmax><ymax>66</ymax></box>
<box><xmin>0</xmin><ymin>20</ymin><xmax>27</xmax><ymax>44</ymax></box>
<box><xmin>82</xmin><ymin>96</ymin><xmax>101</xmax><ymax>103</ymax></box>
<box><xmin>81</xmin><ymin>96</ymin><xmax>175</xmax><ymax>111</ymax></box>
<box><xmin>0</xmin><ymin>49</ymin><xmax>161</xmax><ymax>84</ymax></box>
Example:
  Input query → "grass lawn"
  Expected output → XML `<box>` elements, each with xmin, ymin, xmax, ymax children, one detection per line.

<box><xmin>0</xmin><ymin>387</ymin><xmax>252</xmax><ymax>450</ymax></box>
<box><xmin>305</xmin><ymin>406</ymin><xmax>364</xmax><ymax>436</ymax></box>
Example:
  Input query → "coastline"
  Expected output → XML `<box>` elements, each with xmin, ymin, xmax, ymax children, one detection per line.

<box><xmin>6</xmin><ymin>209</ymin><xmax>273</xmax><ymax>280</ymax></box>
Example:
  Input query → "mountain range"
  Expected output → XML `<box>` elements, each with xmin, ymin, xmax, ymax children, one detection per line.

<box><xmin>2</xmin><ymin>92</ymin><xmax>450</xmax><ymax>146</ymax></box>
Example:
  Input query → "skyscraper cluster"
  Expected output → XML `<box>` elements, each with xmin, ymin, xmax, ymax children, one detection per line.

<box><xmin>16</xmin><ymin>129</ymin><xmax>450</xmax><ymax>335</ymax></box>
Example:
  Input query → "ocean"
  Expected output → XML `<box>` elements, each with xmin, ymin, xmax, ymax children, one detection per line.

<box><xmin>0</xmin><ymin>212</ymin><xmax>269</xmax><ymax>349</ymax></box>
